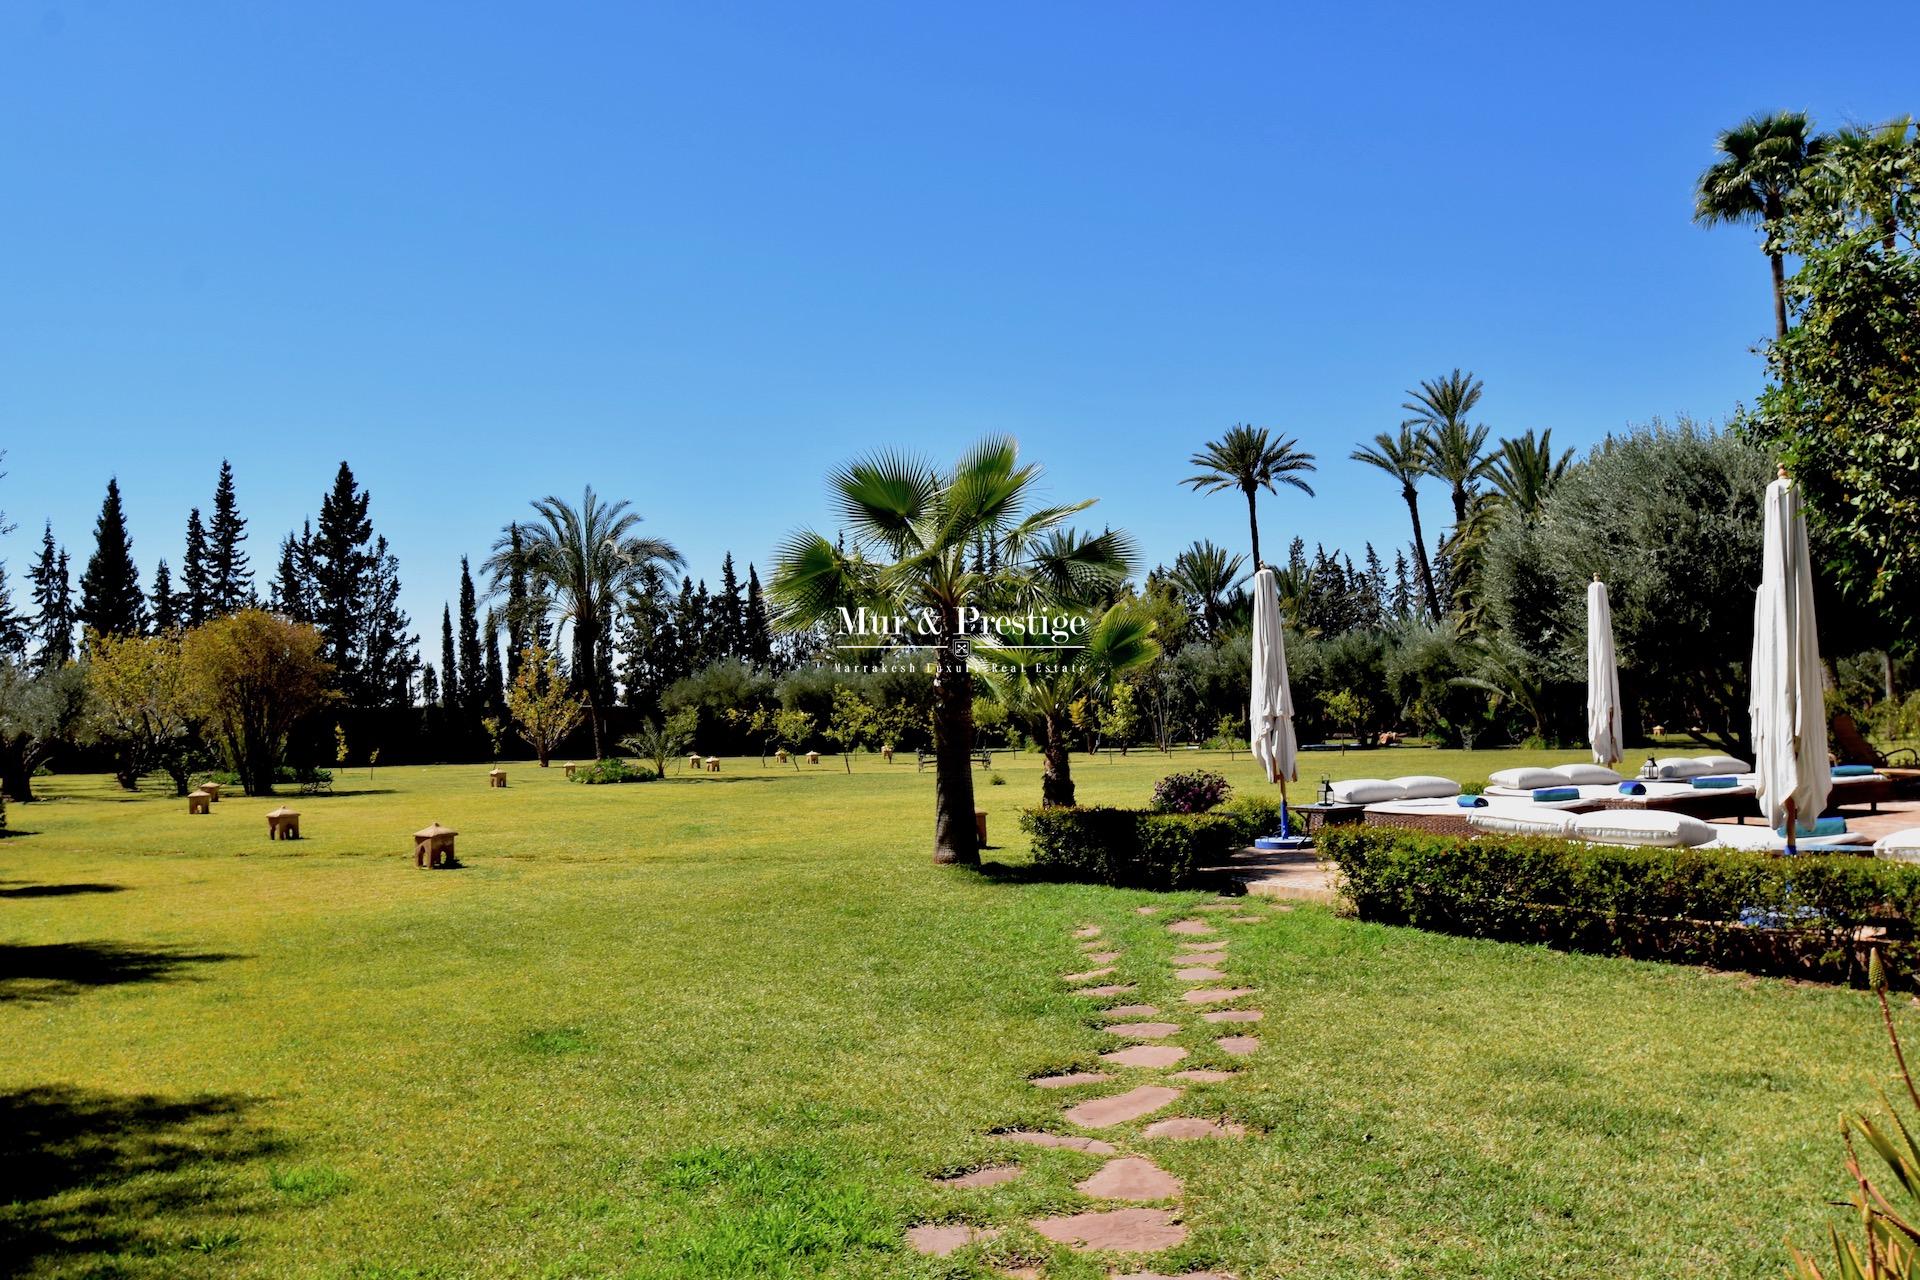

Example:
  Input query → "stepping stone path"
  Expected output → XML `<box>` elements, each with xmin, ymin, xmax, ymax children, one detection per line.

<box><xmin>910</xmin><ymin>917</ymin><xmax>1267</xmax><ymax>1271</ymax></box>
<box><xmin>1078</xmin><ymin>1155</ymin><xmax>1182</xmax><ymax>1200</ymax></box>
<box><xmin>1106</xmin><ymin>1021</ymin><xmax>1182</xmax><ymax>1039</ymax></box>
<box><xmin>1100</xmin><ymin>1044</ymin><xmax>1188</xmax><ymax>1069</ymax></box>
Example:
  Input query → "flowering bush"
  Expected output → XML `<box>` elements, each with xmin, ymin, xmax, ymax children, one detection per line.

<box><xmin>1150</xmin><ymin>769</ymin><xmax>1231</xmax><ymax>814</ymax></box>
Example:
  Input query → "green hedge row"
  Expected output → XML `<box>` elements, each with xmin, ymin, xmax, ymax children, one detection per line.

<box><xmin>1019</xmin><ymin>807</ymin><xmax>1247</xmax><ymax>889</ymax></box>
<box><xmin>1320</xmin><ymin>824</ymin><xmax>1920</xmax><ymax>986</ymax></box>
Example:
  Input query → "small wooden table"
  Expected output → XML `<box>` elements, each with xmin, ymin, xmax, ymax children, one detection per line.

<box><xmin>414</xmin><ymin>822</ymin><xmax>458</xmax><ymax>868</ymax></box>
<box><xmin>487</xmin><ymin>769</ymin><xmax>507</xmax><ymax>788</ymax></box>
<box><xmin>266</xmin><ymin>806</ymin><xmax>300</xmax><ymax>840</ymax></box>
<box><xmin>199</xmin><ymin>782</ymin><xmax>223</xmax><ymax>803</ymax></box>
<box><xmin>563</xmin><ymin>763</ymin><xmax>577</xmax><ymax>779</ymax></box>
<box><xmin>705</xmin><ymin>757</ymin><xmax>720</xmax><ymax>773</ymax></box>
<box><xmin>187</xmin><ymin>789</ymin><xmax>212</xmax><ymax>815</ymax></box>
<box><xmin>806</xmin><ymin>751</ymin><xmax>820</xmax><ymax>765</ymax></box>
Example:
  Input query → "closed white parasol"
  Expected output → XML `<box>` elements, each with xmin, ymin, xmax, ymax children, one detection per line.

<box><xmin>1749</xmin><ymin>468</ymin><xmax>1831</xmax><ymax>853</ymax></box>
<box><xmin>1587</xmin><ymin>577</ymin><xmax>1622</xmax><ymax>767</ymax></box>
<box><xmin>1249</xmin><ymin>566</ymin><xmax>1299</xmax><ymax>832</ymax></box>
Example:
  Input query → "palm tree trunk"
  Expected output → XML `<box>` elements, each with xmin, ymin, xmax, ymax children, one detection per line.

<box><xmin>575</xmin><ymin>621</ymin><xmax>605</xmax><ymax>758</ymax></box>
<box><xmin>1243</xmin><ymin>487</ymin><xmax>1262</xmax><ymax>570</ymax></box>
<box><xmin>1040</xmin><ymin>712</ymin><xmax>1075</xmax><ymax>808</ymax></box>
<box><xmin>1404</xmin><ymin>488</ymin><xmax>1442</xmax><ymax>624</ymax></box>
<box><xmin>931</xmin><ymin>608</ymin><xmax>980</xmax><ymax>865</ymax></box>
<box><xmin>1770</xmin><ymin>250</ymin><xmax>1788</xmax><ymax>340</ymax></box>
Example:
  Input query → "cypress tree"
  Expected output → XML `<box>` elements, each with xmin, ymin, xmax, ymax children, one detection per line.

<box><xmin>440</xmin><ymin>607</ymin><xmax>459</xmax><ymax>711</ymax></box>
<box><xmin>717</xmin><ymin>553</ymin><xmax>745</xmax><ymax>658</ymax></box>
<box><xmin>674</xmin><ymin>577</ymin><xmax>699</xmax><ymax>668</ymax></box>
<box><xmin>457</xmin><ymin>558</ymin><xmax>483</xmax><ymax>709</ymax></box>
<box><xmin>482</xmin><ymin>612</ymin><xmax>505</xmax><ymax>714</ymax></box>
<box><xmin>1390</xmin><ymin>549</ymin><xmax>1413</xmax><ymax>620</ymax></box>
<box><xmin>181</xmin><ymin>508</ymin><xmax>211</xmax><ymax>626</ymax></box>
<box><xmin>312</xmin><ymin>463</ymin><xmax>372</xmax><ymax>686</ymax></box>
<box><xmin>421</xmin><ymin>662</ymin><xmax>440</xmax><ymax>708</ymax></box>
<box><xmin>77</xmin><ymin>477</ymin><xmax>145</xmax><ymax>643</ymax></box>
<box><xmin>362</xmin><ymin>536</ymin><xmax>416</xmax><ymax>711</ymax></box>
<box><xmin>206</xmin><ymin>460</ymin><xmax>251</xmax><ymax>614</ymax></box>
<box><xmin>745</xmin><ymin>564</ymin><xmax>772</xmax><ymax>669</ymax></box>
<box><xmin>27</xmin><ymin>522</ymin><xmax>75</xmax><ymax>668</ymax></box>
<box><xmin>504</xmin><ymin>524</ymin><xmax>529</xmax><ymax>683</ymax></box>
<box><xmin>149</xmin><ymin>559</ymin><xmax>180</xmax><ymax>632</ymax></box>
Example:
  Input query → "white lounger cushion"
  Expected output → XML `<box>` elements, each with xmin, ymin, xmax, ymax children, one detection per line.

<box><xmin>1653</xmin><ymin>756</ymin><xmax>1719</xmax><ymax>780</ymax></box>
<box><xmin>1552</xmin><ymin>763</ymin><xmax>1623</xmax><ymax>784</ymax></box>
<box><xmin>1468</xmin><ymin>808</ymin><xmax>1575</xmax><ymax>837</ymax></box>
<box><xmin>1331</xmin><ymin>778</ymin><xmax>1404</xmax><ymax>804</ymax></box>
<box><xmin>1488</xmin><ymin>767</ymin><xmax>1565</xmax><ymax>790</ymax></box>
<box><xmin>1695</xmin><ymin>754</ymin><xmax>1752</xmax><ymax>774</ymax></box>
<box><xmin>1390</xmin><ymin>774</ymin><xmax>1459</xmax><ymax>800</ymax></box>
<box><xmin>1567</xmin><ymin>810</ymin><xmax>1717</xmax><ymax>848</ymax></box>
<box><xmin>1875</xmin><ymin>828</ymin><xmax>1920</xmax><ymax>862</ymax></box>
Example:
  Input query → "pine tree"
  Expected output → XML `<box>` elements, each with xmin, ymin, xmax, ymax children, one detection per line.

<box><xmin>205</xmin><ymin>460</ymin><xmax>252</xmax><ymax>614</ymax></box>
<box><xmin>421</xmin><ymin>662</ymin><xmax>440</xmax><ymax>709</ymax></box>
<box><xmin>77</xmin><ymin>478</ymin><xmax>145</xmax><ymax>644</ymax></box>
<box><xmin>745</xmin><ymin>564</ymin><xmax>772</xmax><ymax>669</ymax></box>
<box><xmin>717</xmin><ymin>553</ymin><xmax>745</xmax><ymax>658</ymax></box>
<box><xmin>483</xmin><ymin>612</ymin><xmax>505</xmax><ymax>714</ymax></box>
<box><xmin>311</xmin><ymin>463</ymin><xmax>373</xmax><ymax>691</ymax></box>
<box><xmin>674</xmin><ymin>576</ymin><xmax>699</xmax><ymax>669</ymax></box>
<box><xmin>27</xmin><ymin>523</ymin><xmax>75</xmax><ymax>668</ymax></box>
<box><xmin>180</xmin><ymin>508</ymin><xmax>211</xmax><ymax>626</ymax></box>
<box><xmin>1390</xmin><ymin>550</ymin><xmax>1413</xmax><ymax>620</ymax></box>
<box><xmin>617</xmin><ymin>564</ymin><xmax>679</xmax><ymax>717</ymax></box>
<box><xmin>361</xmin><ymin>536</ymin><xmax>416</xmax><ymax>711</ymax></box>
<box><xmin>270</xmin><ymin>529</ymin><xmax>315</xmax><ymax>622</ymax></box>
<box><xmin>691</xmin><ymin>580</ymin><xmax>713</xmax><ymax>665</ymax></box>
<box><xmin>457</xmin><ymin>558</ymin><xmax>483</xmax><ymax>709</ymax></box>
<box><xmin>440</xmin><ymin>607</ymin><xmax>459</xmax><ymax>711</ymax></box>
<box><xmin>149</xmin><ymin>560</ymin><xmax>180</xmax><ymax>632</ymax></box>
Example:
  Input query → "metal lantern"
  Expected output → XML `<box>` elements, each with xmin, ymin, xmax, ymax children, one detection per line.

<box><xmin>1318</xmin><ymin>776</ymin><xmax>1333</xmax><ymax>805</ymax></box>
<box><xmin>1639</xmin><ymin>754</ymin><xmax>1658</xmax><ymax>781</ymax></box>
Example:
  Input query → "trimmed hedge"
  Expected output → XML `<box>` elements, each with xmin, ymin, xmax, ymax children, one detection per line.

<box><xmin>571</xmin><ymin>758</ymin><xmax>659</xmax><ymax>785</ymax></box>
<box><xmin>1020</xmin><ymin>807</ymin><xmax>1245</xmax><ymax>889</ymax></box>
<box><xmin>1321</xmin><ymin>824</ymin><xmax>1920</xmax><ymax>986</ymax></box>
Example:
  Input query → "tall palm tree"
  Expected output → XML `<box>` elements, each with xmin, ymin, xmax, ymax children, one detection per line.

<box><xmin>1402</xmin><ymin>370</ymin><xmax>1492</xmax><ymax>528</ymax></box>
<box><xmin>1182</xmin><ymin>425</ymin><xmax>1316</xmax><ymax>571</ymax></box>
<box><xmin>1485</xmin><ymin>428</ymin><xmax>1574</xmax><ymax>518</ymax></box>
<box><xmin>1350</xmin><ymin>426</ymin><xmax>1441</xmax><ymax>623</ymax></box>
<box><xmin>1166</xmin><ymin>539</ymin><xmax>1247</xmax><ymax>639</ymax></box>
<box><xmin>771</xmin><ymin>437</ymin><xmax>1135</xmax><ymax>864</ymax></box>
<box><xmin>1694</xmin><ymin>111</ymin><xmax>1829</xmax><ymax>339</ymax></box>
<box><xmin>987</xmin><ymin>598</ymin><xmax>1159</xmax><ymax>808</ymax></box>
<box><xmin>484</xmin><ymin>488</ymin><xmax>682</xmax><ymax>758</ymax></box>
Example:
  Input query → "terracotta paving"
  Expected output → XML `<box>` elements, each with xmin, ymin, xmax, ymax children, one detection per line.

<box><xmin>1032</xmin><ymin>1070</ymin><xmax>1112</xmax><ymax>1089</ymax></box>
<box><xmin>1030</xmin><ymin>1206</ymin><xmax>1187</xmax><ymax>1252</ymax></box>
<box><xmin>1077</xmin><ymin>1155</ymin><xmax>1182</xmax><ymax>1201</ymax></box>
<box><xmin>1074</xmin><ymin>925</ymin><xmax>1103</xmax><ymax>939</ymax></box>
<box><xmin>1203</xmin><ymin>1008</ymin><xmax>1262</xmax><ymax>1023</ymax></box>
<box><xmin>1077</xmin><ymin>983</ymin><xmax>1138</xmax><ymax>997</ymax></box>
<box><xmin>1174</xmin><ymin>966</ymin><xmax>1227</xmax><ymax>981</ymax></box>
<box><xmin>996</xmin><ymin>1130</ymin><xmax>1116</xmax><ymax>1154</ymax></box>
<box><xmin>938</xmin><ymin>1164</ymin><xmax>1022</xmax><ymax>1188</ymax></box>
<box><xmin>1216</xmin><ymin>1036</ymin><xmax>1260</xmax><ymax>1057</ymax></box>
<box><xmin>1166</xmin><ymin>919</ymin><xmax>1216</xmax><ymax>936</ymax></box>
<box><xmin>1064</xmin><ymin>1084</ymin><xmax>1182</xmax><ymax>1128</ymax></box>
<box><xmin>1105</xmin><ymin>1021</ymin><xmax>1182</xmax><ymax>1039</ymax></box>
<box><xmin>1182</xmin><ymin>987</ymin><xmax>1255</xmax><ymax>1005</ymax></box>
<box><xmin>1141</xmin><ymin>1116</ymin><xmax>1247</xmax><ymax>1140</ymax></box>
<box><xmin>1100</xmin><ymin>1044</ymin><xmax>1189</xmax><ymax>1069</ymax></box>
<box><xmin>906</xmin><ymin>1223</ymin><xmax>1000</xmax><ymax>1256</ymax></box>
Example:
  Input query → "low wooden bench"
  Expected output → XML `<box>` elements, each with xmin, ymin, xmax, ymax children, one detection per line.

<box><xmin>916</xmin><ymin>749</ymin><xmax>992</xmax><ymax>772</ymax></box>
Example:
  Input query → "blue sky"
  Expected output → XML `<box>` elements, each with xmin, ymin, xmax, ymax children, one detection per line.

<box><xmin>0</xmin><ymin>2</ymin><xmax>1909</xmax><ymax>636</ymax></box>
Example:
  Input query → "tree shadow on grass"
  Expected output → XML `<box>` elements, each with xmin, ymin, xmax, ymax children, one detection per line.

<box><xmin>0</xmin><ymin>1084</ymin><xmax>283</xmax><ymax>1275</ymax></box>
<box><xmin>0</xmin><ymin>942</ymin><xmax>239</xmax><ymax>1004</ymax></box>
<box><xmin>0</xmin><ymin>882</ymin><xmax>126</xmax><ymax>899</ymax></box>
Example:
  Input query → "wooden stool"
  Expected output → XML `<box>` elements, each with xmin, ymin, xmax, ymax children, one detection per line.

<box><xmin>187</xmin><ymin>789</ymin><xmax>212</xmax><ymax>815</ymax></box>
<box><xmin>806</xmin><ymin>751</ymin><xmax>820</xmax><ymax>765</ymax></box>
<box><xmin>413</xmin><ymin>822</ymin><xmax>458</xmax><ymax>868</ymax></box>
<box><xmin>563</xmin><ymin>762</ymin><xmax>577</xmax><ymax>779</ymax></box>
<box><xmin>488</xmin><ymin>768</ymin><xmax>507</xmax><ymax>788</ymax></box>
<box><xmin>267</xmin><ymin>806</ymin><xmax>300</xmax><ymax>840</ymax></box>
<box><xmin>705</xmin><ymin>756</ymin><xmax>720</xmax><ymax>772</ymax></box>
<box><xmin>200</xmin><ymin>782</ymin><xmax>223</xmax><ymax>803</ymax></box>
<box><xmin>688</xmin><ymin>753</ymin><xmax>704</xmax><ymax>771</ymax></box>
<box><xmin>775</xmin><ymin>748</ymin><xmax>789</xmax><ymax>764</ymax></box>
<box><xmin>974</xmin><ymin>810</ymin><xmax>988</xmax><ymax>845</ymax></box>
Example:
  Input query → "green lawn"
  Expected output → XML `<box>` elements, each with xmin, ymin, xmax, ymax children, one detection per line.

<box><xmin>0</xmin><ymin>746</ymin><xmax>1890</xmax><ymax>1278</ymax></box>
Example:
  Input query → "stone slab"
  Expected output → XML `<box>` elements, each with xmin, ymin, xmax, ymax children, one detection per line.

<box><xmin>1174</xmin><ymin>966</ymin><xmax>1226</xmax><ymax>981</ymax></box>
<box><xmin>1216</xmin><ymin>1036</ymin><xmax>1260</xmax><ymax>1057</ymax></box>
<box><xmin>906</xmin><ymin>1223</ymin><xmax>1000</xmax><ymax>1256</ymax></box>
<box><xmin>1063</xmin><ymin>1085</ymin><xmax>1182</xmax><ymax>1128</ymax></box>
<box><xmin>1105</xmin><ymin>1021</ymin><xmax>1182</xmax><ymax>1039</ymax></box>
<box><xmin>1203</xmin><ymin>1009</ymin><xmax>1262</xmax><ymax>1023</ymax></box>
<box><xmin>1033</xmin><ymin>1070</ymin><xmax>1112</xmax><ymax>1089</ymax></box>
<box><xmin>1182</xmin><ymin>987</ymin><xmax>1255</xmax><ymax>1005</ymax></box>
<box><xmin>1141</xmin><ymin>1116</ymin><xmax>1246</xmax><ymax>1140</ymax></box>
<box><xmin>1029</xmin><ymin>1206</ymin><xmax>1186</xmax><ymax>1253</ymax></box>
<box><xmin>1076</xmin><ymin>1155</ymin><xmax>1182</xmax><ymax>1201</ymax></box>
<box><xmin>996</xmin><ymin>1130</ymin><xmax>1116</xmax><ymax>1154</ymax></box>
<box><xmin>1101</xmin><ymin>1004</ymin><xmax>1159</xmax><ymax>1019</ymax></box>
<box><xmin>1166</xmin><ymin>920</ymin><xmax>1216</xmax><ymax>936</ymax></box>
<box><xmin>1100</xmin><ymin>1044</ymin><xmax>1188</xmax><ymax>1069</ymax></box>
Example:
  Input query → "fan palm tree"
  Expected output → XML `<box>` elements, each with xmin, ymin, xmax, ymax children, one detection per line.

<box><xmin>1166</xmin><ymin>540</ymin><xmax>1247</xmax><ymax>639</ymax></box>
<box><xmin>1182</xmin><ymin>425</ymin><xmax>1316</xmax><ymax>572</ymax></box>
<box><xmin>770</xmin><ymin>437</ymin><xmax>1135</xmax><ymax>864</ymax></box>
<box><xmin>987</xmin><ymin>599</ymin><xmax>1159</xmax><ymax>808</ymax></box>
<box><xmin>484</xmin><ymin>488</ymin><xmax>682</xmax><ymax>758</ymax></box>
<box><xmin>1403</xmin><ymin>370</ymin><xmax>1492</xmax><ymax>529</ymax></box>
<box><xmin>1694</xmin><ymin>111</ymin><xmax>1829</xmax><ymax>339</ymax></box>
<box><xmin>1485</xmin><ymin>428</ymin><xmax>1574</xmax><ymax>518</ymax></box>
<box><xmin>1350</xmin><ymin>426</ymin><xmax>1441</xmax><ymax>623</ymax></box>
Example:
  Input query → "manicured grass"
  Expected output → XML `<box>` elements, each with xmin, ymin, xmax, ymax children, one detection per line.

<box><xmin>0</xmin><ymin>746</ymin><xmax>1894</xmax><ymax>1277</ymax></box>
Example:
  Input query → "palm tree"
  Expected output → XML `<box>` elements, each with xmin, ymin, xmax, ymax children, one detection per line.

<box><xmin>770</xmin><ymin>438</ymin><xmax>1135</xmax><ymax>864</ymax></box>
<box><xmin>1694</xmin><ymin>111</ymin><xmax>1829</xmax><ymax>339</ymax></box>
<box><xmin>1402</xmin><ymin>370</ymin><xmax>1492</xmax><ymax>528</ymax></box>
<box><xmin>484</xmin><ymin>488</ymin><xmax>682</xmax><ymax>758</ymax></box>
<box><xmin>1182</xmin><ymin>425</ymin><xmax>1316</xmax><ymax>571</ymax></box>
<box><xmin>1815</xmin><ymin>116</ymin><xmax>1917</xmax><ymax>253</ymax></box>
<box><xmin>1350</xmin><ymin>426</ymin><xmax>1441</xmax><ymax>623</ymax></box>
<box><xmin>1166</xmin><ymin>540</ymin><xmax>1247</xmax><ymax>639</ymax></box>
<box><xmin>1485</xmin><ymin>429</ymin><xmax>1574</xmax><ymax>518</ymax></box>
<box><xmin>987</xmin><ymin>598</ymin><xmax>1159</xmax><ymax>808</ymax></box>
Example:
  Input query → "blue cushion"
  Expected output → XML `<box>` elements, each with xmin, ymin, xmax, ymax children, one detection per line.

<box><xmin>1531</xmin><ymin>786</ymin><xmax>1580</xmax><ymax>803</ymax></box>
<box><xmin>1833</xmin><ymin>764</ymin><xmax>1877</xmax><ymax>778</ymax></box>
<box><xmin>1617</xmin><ymin>781</ymin><xmax>1647</xmax><ymax>795</ymax></box>
<box><xmin>1691</xmin><ymin>775</ymin><xmax>1738</xmax><ymax>789</ymax></box>
<box><xmin>1455</xmin><ymin>795</ymin><xmax>1488</xmax><ymax>808</ymax></box>
<box><xmin>1776</xmin><ymin>815</ymin><xmax>1848</xmax><ymax>837</ymax></box>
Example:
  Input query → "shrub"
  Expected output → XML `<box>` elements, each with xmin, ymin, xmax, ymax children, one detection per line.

<box><xmin>988</xmin><ymin>772</ymin><xmax>1006</xmax><ymax>786</ymax></box>
<box><xmin>1321</xmin><ymin>824</ymin><xmax>1920</xmax><ymax>986</ymax></box>
<box><xmin>1020</xmin><ymin>806</ymin><xmax>1242</xmax><ymax>889</ymax></box>
<box><xmin>1150</xmin><ymin>769</ymin><xmax>1231</xmax><ymax>814</ymax></box>
<box><xmin>571</xmin><ymin>758</ymin><xmax>658</xmax><ymax>785</ymax></box>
